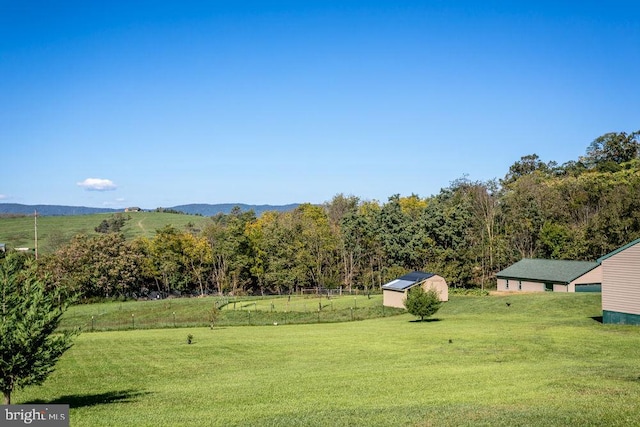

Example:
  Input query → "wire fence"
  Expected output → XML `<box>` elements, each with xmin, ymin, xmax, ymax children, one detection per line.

<box><xmin>56</xmin><ymin>290</ymin><xmax>579</xmax><ymax>333</ymax></box>
<box><xmin>60</xmin><ymin>303</ymin><xmax>405</xmax><ymax>332</ymax></box>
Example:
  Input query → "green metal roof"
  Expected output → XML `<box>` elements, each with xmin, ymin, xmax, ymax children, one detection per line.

<box><xmin>597</xmin><ymin>238</ymin><xmax>640</xmax><ymax>263</ymax></box>
<box><xmin>496</xmin><ymin>259</ymin><xmax>600</xmax><ymax>284</ymax></box>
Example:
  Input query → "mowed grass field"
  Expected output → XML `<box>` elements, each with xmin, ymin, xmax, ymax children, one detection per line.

<box><xmin>14</xmin><ymin>293</ymin><xmax>640</xmax><ymax>426</ymax></box>
<box><xmin>61</xmin><ymin>294</ymin><xmax>399</xmax><ymax>331</ymax></box>
<box><xmin>0</xmin><ymin>212</ymin><xmax>212</xmax><ymax>253</ymax></box>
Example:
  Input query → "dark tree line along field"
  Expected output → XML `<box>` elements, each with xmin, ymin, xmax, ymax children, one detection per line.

<box><xmin>5</xmin><ymin>131</ymin><xmax>640</xmax><ymax>298</ymax></box>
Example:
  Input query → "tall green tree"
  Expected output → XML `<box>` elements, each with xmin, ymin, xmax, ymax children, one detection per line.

<box><xmin>459</xmin><ymin>179</ymin><xmax>506</xmax><ymax>288</ymax></box>
<box><xmin>418</xmin><ymin>184</ymin><xmax>474</xmax><ymax>287</ymax></box>
<box><xmin>148</xmin><ymin>225</ymin><xmax>189</xmax><ymax>295</ymax></box>
<box><xmin>204</xmin><ymin>208</ymin><xmax>256</xmax><ymax>295</ymax></box>
<box><xmin>502</xmin><ymin>154</ymin><xmax>554</xmax><ymax>185</ymax></box>
<box><xmin>0</xmin><ymin>253</ymin><xmax>77</xmax><ymax>404</ymax></box>
<box><xmin>500</xmin><ymin>173</ymin><xmax>550</xmax><ymax>259</ymax></box>
<box><xmin>582</xmin><ymin>131</ymin><xmax>640</xmax><ymax>169</ymax></box>
<box><xmin>341</xmin><ymin>201</ymin><xmax>385</xmax><ymax>291</ymax></box>
<box><xmin>42</xmin><ymin>233</ymin><xmax>143</xmax><ymax>298</ymax></box>
<box><xmin>295</xmin><ymin>204</ymin><xmax>338</xmax><ymax>288</ymax></box>
<box><xmin>181</xmin><ymin>233</ymin><xmax>213</xmax><ymax>296</ymax></box>
<box><xmin>378</xmin><ymin>195</ymin><xmax>421</xmax><ymax>271</ymax></box>
<box><xmin>325</xmin><ymin>194</ymin><xmax>360</xmax><ymax>290</ymax></box>
<box><xmin>259</xmin><ymin>210</ymin><xmax>303</xmax><ymax>294</ymax></box>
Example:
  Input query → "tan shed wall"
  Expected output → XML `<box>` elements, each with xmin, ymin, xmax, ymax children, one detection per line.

<box><xmin>573</xmin><ymin>264</ymin><xmax>602</xmax><ymax>285</ymax></box>
<box><xmin>497</xmin><ymin>278</ymin><xmax>545</xmax><ymax>292</ymax></box>
<box><xmin>602</xmin><ymin>242</ymin><xmax>640</xmax><ymax>315</ymax></box>
<box><xmin>496</xmin><ymin>278</ymin><xmax>509</xmax><ymax>291</ymax></box>
<box><xmin>519</xmin><ymin>280</ymin><xmax>546</xmax><ymax>292</ymax></box>
<box><xmin>382</xmin><ymin>290</ymin><xmax>407</xmax><ymax>308</ymax></box>
<box><xmin>382</xmin><ymin>275</ymin><xmax>448</xmax><ymax>308</ymax></box>
<box><xmin>421</xmin><ymin>276</ymin><xmax>449</xmax><ymax>302</ymax></box>
<box><xmin>567</xmin><ymin>265</ymin><xmax>602</xmax><ymax>291</ymax></box>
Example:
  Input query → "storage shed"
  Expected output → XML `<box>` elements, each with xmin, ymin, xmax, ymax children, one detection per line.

<box><xmin>496</xmin><ymin>259</ymin><xmax>602</xmax><ymax>292</ymax></box>
<box><xmin>382</xmin><ymin>271</ymin><xmax>448</xmax><ymax>308</ymax></box>
<box><xmin>598</xmin><ymin>238</ymin><xmax>640</xmax><ymax>325</ymax></box>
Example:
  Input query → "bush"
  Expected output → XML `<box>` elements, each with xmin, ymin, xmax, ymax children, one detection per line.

<box><xmin>404</xmin><ymin>286</ymin><xmax>442</xmax><ymax>321</ymax></box>
<box><xmin>449</xmin><ymin>288</ymin><xmax>490</xmax><ymax>296</ymax></box>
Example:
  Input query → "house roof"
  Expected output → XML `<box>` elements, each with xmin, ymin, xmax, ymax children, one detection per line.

<box><xmin>382</xmin><ymin>271</ymin><xmax>435</xmax><ymax>291</ymax></box>
<box><xmin>597</xmin><ymin>238</ymin><xmax>640</xmax><ymax>263</ymax></box>
<box><xmin>496</xmin><ymin>259</ymin><xmax>600</xmax><ymax>284</ymax></box>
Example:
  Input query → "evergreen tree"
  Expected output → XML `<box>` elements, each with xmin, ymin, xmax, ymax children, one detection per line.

<box><xmin>403</xmin><ymin>286</ymin><xmax>441</xmax><ymax>321</ymax></box>
<box><xmin>0</xmin><ymin>253</ymin><xmax>77</xmax><ymax>404</ymax></box>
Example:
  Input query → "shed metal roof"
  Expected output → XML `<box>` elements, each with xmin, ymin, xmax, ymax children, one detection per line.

<box><xmin>382</xmin><ymin>271</ymin><xmax>435</xmax><ymax>291</ymax></box>
<box><xmin>496</xmin><ymin>259</ymin><xmax>600</xmax><ymax>284</ymax></box>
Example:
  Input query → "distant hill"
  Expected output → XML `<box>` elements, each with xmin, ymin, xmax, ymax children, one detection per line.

<box><xmin>0</xmin><ymin>203</ymin><xmax>299</xmax><ymax>217</ymax></box>
<box><xmin>0</xmin><ymin>204</ymin><xmax>119</xmax><ymax>216</ymax></box>
<box><xmin>171</xmin><ymin>203</ymin><xmax>300</xmax><ymax>216</ymax></box>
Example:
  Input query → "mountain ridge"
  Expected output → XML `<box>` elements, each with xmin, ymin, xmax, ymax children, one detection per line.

<box><xmin>0</xmin><ymin>203</ymin><xmax>300</xmax><ymax>217</ymax></box>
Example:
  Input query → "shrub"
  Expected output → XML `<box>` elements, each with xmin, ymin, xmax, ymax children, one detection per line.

<box><xmin>404</xmin><ymin>286</ymin><xmax>441</xmax><ymax>321</ymax></box>
<box><xmin>449</xmin><ymin>288</ymin><xmax>490</xmax><ymax>296</ymax></box>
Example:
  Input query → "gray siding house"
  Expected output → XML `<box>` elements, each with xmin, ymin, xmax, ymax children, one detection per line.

<box><xmin>598</xmin><ymin>238</ymin><xmax>640</xmax><ymax>325</ymax></box>
<box><xmin>496</xmin><ymin>259</ymin><xmax>602</xmax><ymax>292</ymax></box>
<box><xmin>382</xmin><ymin>271</ymin><xmax>448</xmax><ymax>308</ymax></box>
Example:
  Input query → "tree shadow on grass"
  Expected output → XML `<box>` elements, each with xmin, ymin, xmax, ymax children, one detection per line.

<box><xmin>25</xmin><ymin>389</ymin><xmax>152</xmax><ymax>408</ymax></box>
<box><xmin>409</xmin><ymin>318</ymin><xmax>442</xmax><ymax>323</ymax></box>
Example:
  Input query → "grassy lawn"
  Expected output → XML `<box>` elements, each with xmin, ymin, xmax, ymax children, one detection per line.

<box><xmin>14</xmin><ymin>293</ymin><xmax>640</xmax><ymax>426</ymax></box>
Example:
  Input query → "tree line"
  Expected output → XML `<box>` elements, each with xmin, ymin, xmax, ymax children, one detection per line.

<box><xmin>16</xmin><ymin>131</ymin><xmax>640</xmax><ymax>299</ymax></box>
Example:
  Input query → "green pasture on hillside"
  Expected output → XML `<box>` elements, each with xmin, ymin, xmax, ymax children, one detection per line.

<box><xmin>14</xmin><ymin>293</ymin><xmax>640</xmax><ymax>426</ymax></box>
<box><xmin>0</xmin><ymin>212</ymin><xmax>211</xmax><ymax>253</ymax></box>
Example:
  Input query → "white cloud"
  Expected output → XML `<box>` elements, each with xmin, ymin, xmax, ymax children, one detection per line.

<box><xmin>77</xmin><ymin>178</ymin><xmax>117</xmax><ymax>191</ymax></box>
<box><xmin>0</xmin><ymin>194</ymin><xmax>6</xmax><ymax>200</ymax></box>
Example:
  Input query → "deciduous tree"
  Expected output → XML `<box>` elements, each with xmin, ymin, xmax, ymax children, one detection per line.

<box><xmin>582</xmin><ymin>131</ymin><xmax>640</xmax><ymax>169</ymax></box>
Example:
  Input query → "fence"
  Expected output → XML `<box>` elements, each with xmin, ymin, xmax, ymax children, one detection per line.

<box><xmin>60</xmin><ymin>300</ymin><xmax>404</xmax><ymax>332</ymax></box>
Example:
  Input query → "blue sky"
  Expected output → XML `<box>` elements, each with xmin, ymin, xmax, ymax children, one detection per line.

<box><xmin>1</xmin><ymin>1</ymin><xmax>639</xmax><ymax>208</ymax></box>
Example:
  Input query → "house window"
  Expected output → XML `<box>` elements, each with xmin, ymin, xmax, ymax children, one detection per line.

<box><xmin>518</xmin><ymin>281</ymin><xmax>522</xmax><ymax>291</ymax></box>
<box><xmin>505</xmin><ymin>280</ymin><xmax>509</xmax><ymax>290</ymax></box>
<box><xmin>545</xmin><ymin>283</ymin><xmax>553</xmax><ymax>292</ymax></box>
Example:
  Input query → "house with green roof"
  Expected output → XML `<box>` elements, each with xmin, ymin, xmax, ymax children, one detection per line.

<box><xmin>598</xmin><ymin>238</ymin><xmax>640</xmax><ymax>325</ymax></box>
<box><xmin>496</xmin><ymin>259</ymin><xmax>602</xmax><ymax>292</ymax></box>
